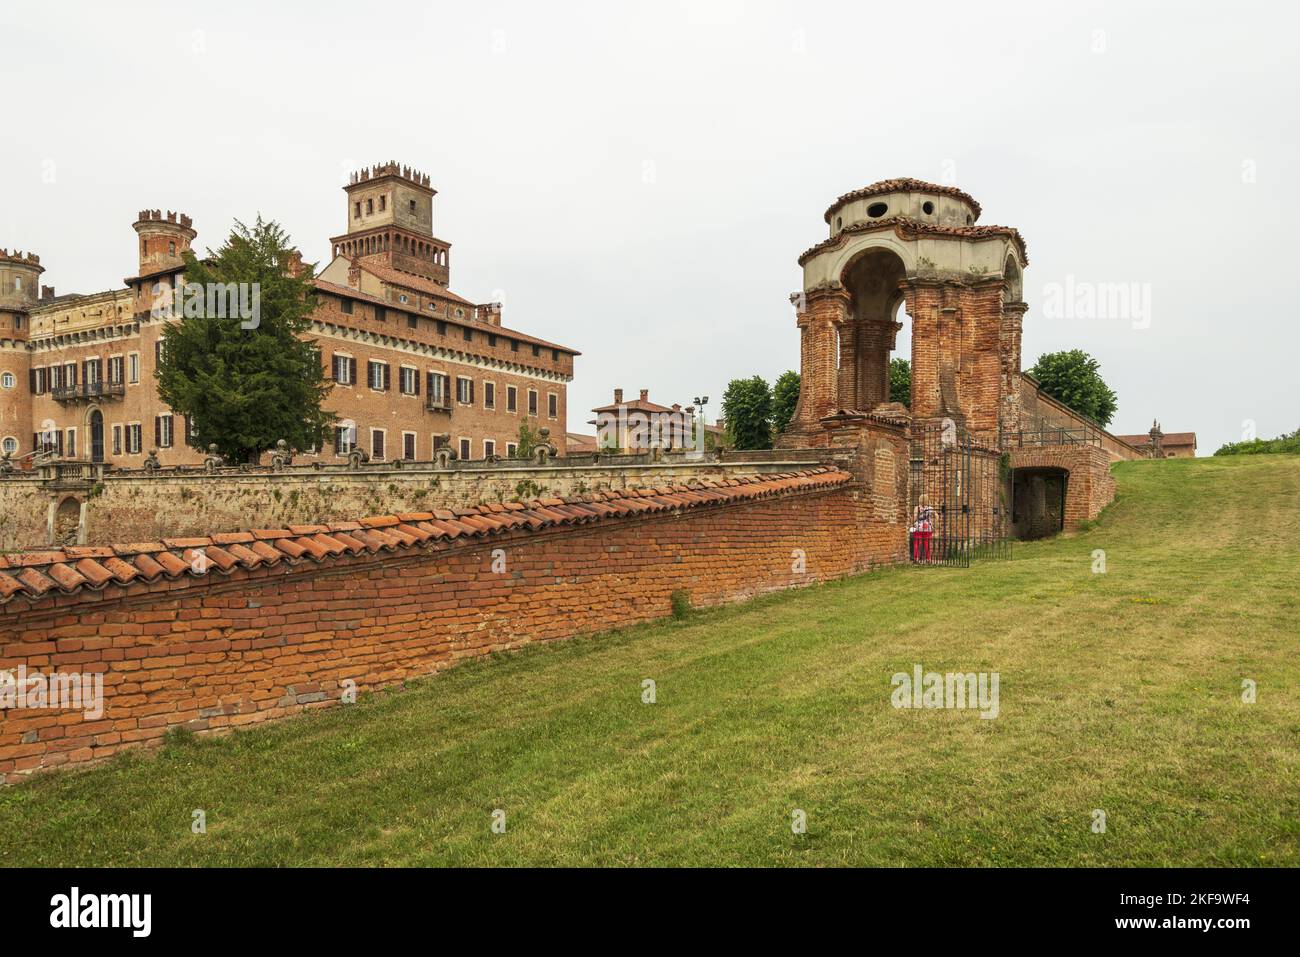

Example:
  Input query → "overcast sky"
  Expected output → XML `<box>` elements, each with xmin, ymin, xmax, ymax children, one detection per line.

<box><xmin>2</xmin><ymin>0</ymin><xmax>1295</xmax><ymax>451</ymax></box>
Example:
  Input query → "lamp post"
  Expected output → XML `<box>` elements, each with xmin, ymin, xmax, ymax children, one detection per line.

<box><xmin>692</xmin><ymin>396</ymin><xmax>709</xmax><ymax>454</ymax></box>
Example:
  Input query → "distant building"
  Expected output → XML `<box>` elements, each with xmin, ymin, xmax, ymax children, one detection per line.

<box><xmin>565</xmin><ymin>432</ymin><xmax>598</xmax><ymax>455</ymax></box>
<box><xmin>0</xmin><ymin>161</ymin><xmax>579</xmax><ymax>468</ymax></box>
<box><xmin>588</xmin><ymin>388</ymin><xmax>725</xmax><ymax>451</ymax></box>
<box><xmin>1117</xmin><ymin>421</ymin><xmax>1197</xmax><ymax>458</ymax></box>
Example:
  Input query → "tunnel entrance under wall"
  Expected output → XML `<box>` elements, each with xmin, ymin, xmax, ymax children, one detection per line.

<box><xmin>1011</xmin><ymin>467</ymin><xmax>1067</xmax><ymax>540</ymax></box>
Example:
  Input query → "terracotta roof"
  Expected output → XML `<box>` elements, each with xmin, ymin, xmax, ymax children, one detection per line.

<box><xmin>0</xmin><ymin>468</ymin><xmax>851</xmax><ymax>607</ymax></box>
<box><xmin>355</xmin><ymin>258</ymin><xmax>474</xmax><ymax>305</ymax></box>
<box><xmin>590</xmin><ymin>398</ymin><xmax>680</xmax><ymax>415</ymax></box>
<box><xmin>799</xmin><ymin>216</ymin><xmax>1029</xmax><ymax>268</ymax></box>
<box><xmin>312</xmin><ymin>279</ymin><xmax>580</xmax><ymax>356</ymax></box>
<box><xmin>1117</xmin><ymin>432</ymin><xmax>1196</xmax><ymax>447</ymax></box>
<box><xmin>824</xmin><ymin>178</ymin><xmax>982</xmax><ymax>223</ymax></box>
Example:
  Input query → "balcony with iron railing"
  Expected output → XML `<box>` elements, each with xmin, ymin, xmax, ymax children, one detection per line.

<box><xmin>50</xmin><ymin>380</ymin><xmax>126</xmax><ymax>403</ymax></box>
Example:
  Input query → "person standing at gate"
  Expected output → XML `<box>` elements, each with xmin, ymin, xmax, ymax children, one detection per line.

<box><xmin>912</xmin><ymin>495</ymin><xmax>935</xmax><ymax>562</ymax></box>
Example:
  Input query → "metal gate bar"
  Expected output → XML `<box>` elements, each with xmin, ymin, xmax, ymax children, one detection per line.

<box><xmin>909</xmin><ymin>421</ymin><xmax>1011</xmax><ymax>568</ymax></box>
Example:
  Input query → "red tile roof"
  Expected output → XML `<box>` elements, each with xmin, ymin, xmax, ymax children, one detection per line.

<box><xmin>1116</xmin><ymin>432</ymin><xmax>1196</xmax><ymax>448</ymax></box>
<box><xmin>354</xmin><ymin>258</ymin><xmax>472</xmax><ymax>303</ymax></box>
<box><xmin>312</xmin><ymin>279</ymin><xmax>580</xmax><ymax>356</ymax></box>
<box><xmin>0</xmin><ymin>468</ymin><xmax>850</xmax><ymax>607</ymax></box>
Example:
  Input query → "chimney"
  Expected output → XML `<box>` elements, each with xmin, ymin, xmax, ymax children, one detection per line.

<box><xmin>614</xmin><ymin>388</ymin><xmax>623</xmax><ymax>404</ymax></box>
<box><xmin>41</xmin><ymin>285</ymin><xmax>55</xmax><ymax>301</ymax></box>
<box><xmin>640</xmin><ymin>389</ymin><xmax>649</xmax><ymax>402</ymax></box>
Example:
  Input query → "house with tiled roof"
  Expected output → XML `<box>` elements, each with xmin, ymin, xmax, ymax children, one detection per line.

<box><xmin>588</xmin><ymin>388</ymin><xmax>727</xmax><ymax>452</ymax></box>
<box><xmin>1116</xmin><ymin>421</ymin><xmax>1198</xmax><ymax>458</ymax></box>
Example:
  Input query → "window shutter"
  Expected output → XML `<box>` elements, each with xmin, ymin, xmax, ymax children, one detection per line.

<box><xmin>383</xmin><ymin>364</ymin><xmax>391</xmax><ymax>391</ymax></box>
<box><xmin>29</xmin><ymin>369</ymin><xmax>36</xmax><ymax>392</ymax></box>
<box><xmin>95</xmin><ymin>358</ymin><xmax>103</xmax><ymax>383</ymax></box>
<box><xmin>154</xmin><ymin>416</ymin><xmax>161</xmax><ymax>448</ymax></box>
<box><xmin>184</xmin><ymin>415</ymin><xmax>192</xmax><ymax>445</ymax></box>
<box><xmin>328</xmin><ymin>353</ymin><xmax>337</xmax><ymax>379</ymax></box>
<box><xmin>155</xmin><ymin>340</ymin><xmax>161</xmax><ymax>364</ymax></box>
<box><xmin>413</xmin><ymin>369</ymin><xmax>420</xmax><ymax>395</ymax></box>
<box><xmin>469</xmin><ymin>380</ymin><xmax>475</xmax><ymax>404</ymax></box>
<box><xmin>348</xmin><ymin>357</ymin><xmax>357</xmax><ymax>384</ymax></box>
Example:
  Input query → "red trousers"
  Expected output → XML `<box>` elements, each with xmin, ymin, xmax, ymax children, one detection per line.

<box><xmin>912</xmin><ymin>531</ymin><xmax>932</xmax><ymax>562</ymax></box>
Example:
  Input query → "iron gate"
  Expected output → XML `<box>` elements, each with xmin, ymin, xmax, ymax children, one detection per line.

<box><xmin>909</xmin><ymin>421</ymin><xmax>1011</xmax><ymax>567</ymax></box>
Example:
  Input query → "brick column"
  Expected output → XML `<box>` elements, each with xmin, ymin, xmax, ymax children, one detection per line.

<box><xmin>781</xmin><ymin>286</ymin><xmax>849</xmax><ymax>446</ymax></box>
<box><xmin>837</xmin><ymin>318</ymin><xmax>859</xmax><ymax>412</ymax></box>
<box><xmin>904</xmin><ymin>280</ymin><xmax>945</xmax><ymax>423</ymax></box>
<box><xmin>857</xmin><ymin>317</ymin><xmax>902</xmax><ymax>410</ymax></box>
<box><xmin>1000</xmin><ymin>300</ymin><xmax>1028</xmax><ymax>437</ymax></box>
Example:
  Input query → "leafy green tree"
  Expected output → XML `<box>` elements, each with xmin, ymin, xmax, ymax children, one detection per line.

<box><xmin>1027</xmin><ymin>349</ymin><xmax>1118</xmax><ymax>427</ymax></box>
<box><xmin>1215</xmin><ymin>427</ymin><xmax>1300</xmax><ymax>456</ymax></box>
<box><xmin>155</xmin><ymin>217</ymin><xmax>332</xmax><ymax>463</ymax></box>
<box><xmin>771</xmin><ymin>370</ymin><xmax>800</xmax><ymax>435</ymax></box>
<box><xmin>889</xmin><ymin>357</ymin><xmax>911</xmax><ymax>407</ymax></box>
<box><xmin>721</xmin><ymin>375</ymin><xmax>773</xmax><ymax>450</ymax></box>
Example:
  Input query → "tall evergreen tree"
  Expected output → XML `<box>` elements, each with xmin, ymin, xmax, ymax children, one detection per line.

<box><xmin>771</xmin><ymin>370</ymin><xmax>801</xmax><ymax>435</ymax></box>
<box><xmin>155</xmin><ymin>218</ymin><xmax>334</xmax><ymax>463</ymax></box>
<box><xmin>721</xmin><ymin>375</ymin><xmax>773</xmax><ymax>450</ymax></box>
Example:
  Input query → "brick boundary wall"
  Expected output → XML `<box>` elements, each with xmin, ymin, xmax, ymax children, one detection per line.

<box><xmin>1006</xmin><ymin>445</ymin><xmax>1116</xmax><ymax>529</ymax></box>
<box><xmin>0</xmin><ymin>468</ymin><xmax>904</xmax><ymax>781</ymax></box>
<box><xmin>0</xmin><ymin>456</ymin><xmax>828</xmax><ymax>550</ymax></box>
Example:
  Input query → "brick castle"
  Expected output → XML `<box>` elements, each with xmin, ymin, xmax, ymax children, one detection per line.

<box><xmin>0</xmin><ymin>162</ymin><xmax>577</xmax><ymax>469</ymax></box>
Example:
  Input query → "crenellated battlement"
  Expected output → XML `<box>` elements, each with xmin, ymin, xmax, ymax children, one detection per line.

<box><xmin>348</xmin><ymin>161</ymin><xmax>432</xmax><ymax>190</ymax></box>
<box><xmin>135</xmin><ymin>209</ymin><xmax>194</xmax><ymax>230</ymax></box>
<box><xmin>0</xmin><ymin>249</ymin><xmax>42</xmax><ymax>268</ymax></box>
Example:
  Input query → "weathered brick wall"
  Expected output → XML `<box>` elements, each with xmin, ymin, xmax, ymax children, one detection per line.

<box><xmin>0</xmin><ymin>478</ymin><xmax>46</xmax><ymax>550</ymax></box>
<box><xmin>0</xmin><ymin>474</ymin><xmax>905</xmax><ymax>781</ymax></box>
<box><xmin>1007</xmin><ymin>445</ymin><xmax>1115</xmax><ymax>529</ymax></box>
<box><xmin>0</xmin><ymin>457</ymin><xmax>826</xmax><ymax>550</ymax></box>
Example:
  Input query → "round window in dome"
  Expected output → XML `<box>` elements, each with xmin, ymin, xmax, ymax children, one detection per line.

<box><xmin>922</xmin><ymin>201</ymin><xmax>935</xmax><ymax>215</ymax></box>
<box><xmin>867</xmin><ymin>202</ymin><xmax>888</xmax><ymax>218</ymax></box>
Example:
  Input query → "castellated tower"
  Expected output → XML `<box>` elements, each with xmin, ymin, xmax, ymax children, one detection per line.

<box><xmin>132</xmin><ymin>210</ymin><xmax>196</xmax><ymax>279</ymax></box>
<box><xmin>0</xmin><ymin>249</ymin><xmax>41</xmax><ymax>457</ymax></box>
<box><xmin>331</xmin><ymin>162</ymin><xmax>451</xmax><ymax>286</ymax></box>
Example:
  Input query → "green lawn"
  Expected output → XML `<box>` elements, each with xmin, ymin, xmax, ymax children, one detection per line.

<box><xmin>2</xmin><ymin>454</ymin><xmax>1297</xmax><ymax>867</ymax></box>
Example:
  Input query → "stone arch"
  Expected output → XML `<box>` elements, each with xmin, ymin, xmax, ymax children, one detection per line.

<box><xmin>812</xmin><ymin>233</ymin><xmax>918</xmax><ymax>292</ymax></box>
<box><xmin>51</xmin><ymin>494</ymin><xmax>85</xmax><ymax>546</ymax></box>
<box><xmin>1003</xmin><ymin>254</ymin><xmax>1023</xmax><ymax>301</ymax></box>
<box><xmin>837</xmin><ymin>246</ymin><xmax>909</xmax><ymax>412</ymax></box>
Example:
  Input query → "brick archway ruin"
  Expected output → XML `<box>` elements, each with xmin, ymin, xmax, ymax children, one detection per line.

<box><xmin>778</xmin><ymin>178</ymin><xmax>1029</xmax><ymax>449</ymax></box>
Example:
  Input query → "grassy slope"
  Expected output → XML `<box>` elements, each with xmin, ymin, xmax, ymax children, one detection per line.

<box><xmin>1</xmin><ymin>455</ymin><xmax>1297</xmax><ymax>867</ymax></box>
